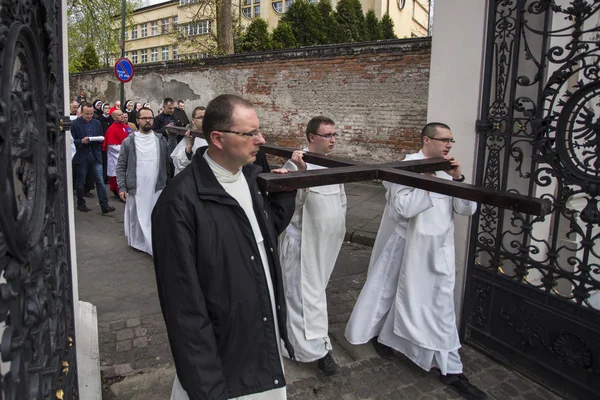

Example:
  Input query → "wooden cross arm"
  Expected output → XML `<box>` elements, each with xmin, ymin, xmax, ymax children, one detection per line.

<box><xmin>377</xmin><ymin>168</ymin><xmax>551</xmax><ymax>216</ymax></box>
<box><xmin>260</xmin><ymin>144</ymin><xmax>452</xmax><ymax>172</ymax></box>
<box><xmin>262</xmin><ymin>166</ymin><xmax>378</xmax><ymax>192</ymax></box>
<box><xmin>163</xmin><ymin>125</ymin><xmax>203</xmax><ymax>137</ymax></box>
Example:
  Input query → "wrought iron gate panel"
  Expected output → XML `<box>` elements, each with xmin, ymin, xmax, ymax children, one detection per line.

<box><xmin>0</xmin><ymin>0</ymin><xmax>78</xmax><ymax>399</ymax></box>
<box><xmin>462</xmin><ymin>1</ymin><xmax>600</xmax><ymax>398</ymax></box>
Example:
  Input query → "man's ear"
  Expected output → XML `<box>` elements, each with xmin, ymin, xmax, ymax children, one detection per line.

<box><xmin>210</xmin><ymin>131</ymin><xmax>224</xmax><ymax>150</ymax></box>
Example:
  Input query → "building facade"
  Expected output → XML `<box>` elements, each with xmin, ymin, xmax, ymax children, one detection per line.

<box><xmin>115</xmin><ymin>0</ymin><xmax>430</xmax><ymax>65</ymax></box>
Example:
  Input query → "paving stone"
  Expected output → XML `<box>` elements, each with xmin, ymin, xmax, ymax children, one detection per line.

<box><xmin>488</xmin><ymin>367</ymin><xmax>509</xmax><ymax>382</ymax></box>
<box><xmin>133</xmin><ymin>337</ymin><xmax>148</xmax><ymax>348</ymax></box>
<box><xmin>415</xmin><ymin>379</ymin><xmax>437</xmax><ymax>394</ymax></box>
<box><xmin>134</xmin><ymin>327</ymin><xmax>148</xmax><ymax>337</ymax></box>
<box><xmin>116</xmin><ymin>340</ymin><xmax>132</xmax><ymax>352</ymax></box>
<box><xmin>507</xmin><ymin>377</ymin><xmax>534</xmax><ymax>392</ymax></box>
<box><xmin>110</xmin><ymin>320</ymin><xmax>125</xmax><ymax>331</ymax></box>
<box><xmin>523</xmin><ymin>392</ymin><xmax>546</xmax><ymax>400</ymax></box>
<box><xmin>126</xmin><ymin>317</ymin><xmax>141</xmax><ymax>328</ymax></box>
<box><xmin>116</xmin><ymin>329</ymin><xmax>134</xmax><ymax>341</ymax></box>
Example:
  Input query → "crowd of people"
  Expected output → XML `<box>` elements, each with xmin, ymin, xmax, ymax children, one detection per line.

<box><xmin>70</xmin><ymin>91</ymin><xmax>486</xmax><ymax>400</ymax></box>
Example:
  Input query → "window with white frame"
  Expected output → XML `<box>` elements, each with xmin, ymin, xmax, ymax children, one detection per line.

<box><xmin>131</xmin><ymin>25</ymin><xmax>138</xmax><ymax>39</ymax></box>
<box><xmin>132</xmin><ymin>51</ymin><xmax>138</xmax><ymax>64</ymax></box>
<box><xmin>151</xmin><ymin>21</ymin><xmax>158</xmax><ymax>36</ymax></box>
<box><xmin>151</xmin><ymin>47</ymin><xmax>158</xmax><ymax>62</ymax></box>
<box><xmin>161</xmin><ymin>19</ymin><xmax>169</xmax><ymax>34</ymax></box>
<box><xmin>124</xmin><ymin>30</ymin><xmax>128</xmax><ymax>40</ymax></box>
<box><xmin>179</xmin><ymin>0</ymin><xmax>199</xmax><ymax>4</ymax></box>
<box><xmin>272</xmin><ymin>0</ymin><xmax>282</xmax><ymax>13</ymax></box>
<box><xmin>141</xmin><ymin>23</ymin><xmax>147</xmax><ymax>37</ymax></box>
<box><xmin>173</xmin><ymin>46</ymin><xmax>179</xmax><ymax>60</ymax></box>
<box><xmin>181</xmin><ymin>20</ymin><xmax>211</xmax><ymax>36</ymax></box>
<box><xmin>172</xmin><ymin>16</ymin><xmax>178</xmax><ymax>31</ymax></box>
<box><xmin>141</xmin><ymin>49</ymin><xmax>147</xmax><ymax>63</ymax></box>
<box><xmin>242</xmin><ymin>0</ymin><xmax>260</xmax><ymax>18</ymax></box>
<box><xmin>162</xmin><ymin>46</ymin><xmax>169</xmax><ymax>61</ymax></box>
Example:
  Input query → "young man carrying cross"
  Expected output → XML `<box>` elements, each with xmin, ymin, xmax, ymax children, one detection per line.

<box><xmin>279</xmin><ymin>116</ymin><xmax>347</xmax><ymax>375</ymax></box>
<box><xmin>345</xmin><ymin>122</ymin><xmax>487</xmax><ymax>400</ymax></box>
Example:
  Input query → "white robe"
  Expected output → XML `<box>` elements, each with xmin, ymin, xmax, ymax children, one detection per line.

<box><xmin>170</xmin><ymin>135</ymin><xmax>208</xmax><ymax>176</ymax></box>
<box><xmin>279</xmin><ymin>158</ymin><xmax>346</xmax><ymax>362</ymax></box>
<box><xmin>345</xmin><ymin>150</ymin><xmax>477</xmax><ymax>375</ymax></box>
<box><xmin>106</xmin><ymin>144</ymin><xmax>121</xmax><ymax>177</ymax></box>
<box><xmin>124</xmin><ymin>131</ymin><xmax>162</xmax><ymax>256</ymax></box>
<box><xmin>171</xmin><ymin>151</ymin><xmax>286</xmax><ymax>400</ymax></box>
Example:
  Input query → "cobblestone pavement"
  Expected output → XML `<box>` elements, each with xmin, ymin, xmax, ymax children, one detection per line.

<box><xmin>101</xmin><ymin>270</ymin><xmax>563</xmax><ymax>399</ymax></box>
<box><xmin>283</xmin><ymin>275</ymin><xmax>563</xmax><ymax>400</ymax></box>
<box><xmin>99</xmin><ymin>312</ymin><xmax>173</xmax><ymax>378</ymax></box>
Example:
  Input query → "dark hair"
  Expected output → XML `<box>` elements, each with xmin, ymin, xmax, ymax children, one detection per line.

<box><xmin>192</xmin><ymin>106</ymin><xmax>206</xmax><ymax>118</ymax></box>
<box><xmin>81</xmin><ymin>102</ymin><xmax>93</xmax><ymax>110</ymax></box>
<box><xmin>137</xmin><ymin>107</ymin><xmax>154</xmax><ymax>117</ymax></box>
<box><xmin>306</xmin><ymin>116</ymin><xmax>335</xmax><ymax>141</ymax></box>
<box><xmin>163</xmin><ymin>97</ymin><xmax>175</xmax><ymax>106</ymax></box>
<box><xmin>421</xmin><ymin>122</ymin><xmax>451</xmax><ymax>143</ymax></box>
<box><xmin>202</xmin><ymin>95</ymin><xmax>253</xmax><ymax>141</ymax></box>
<box><xmin>177</xmin><ymin>99</ymin><xmax>184</xmax><ymax>103</ymax></box>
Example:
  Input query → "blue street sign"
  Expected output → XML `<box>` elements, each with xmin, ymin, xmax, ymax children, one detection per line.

<box><xmin>114</xmin><ymin>57</ymin><xmax>135</xmax><ymax>83</ymax></box>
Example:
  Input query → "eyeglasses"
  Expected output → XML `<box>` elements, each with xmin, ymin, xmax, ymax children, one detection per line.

<box><xmin>427</xmin><ymin>136</ymin><xmax>455</xmax><ymax>144</ymax></box>
<box><xmin>138</xmin><ymin>117</ymin><xmax>154</xmax><ymax>121</ymax></box>
<box><xmin>313</xmin><ymin>132</ymin><xmax>337</xmax><ymax>139</ymax></box>
<box><xmin>219</xmin><ymin>129</ymin><xmax>263</xmax><ymax>138</ymax></box>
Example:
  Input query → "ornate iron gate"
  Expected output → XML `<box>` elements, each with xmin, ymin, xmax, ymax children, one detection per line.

<box><xmin>0</xmin><ymin>0</ymin><xmax>78</xmax><ymax>399</ymax></box>
<box><xmin>462</xmin><ymin>1</ymin><xmax>600</xmax><ymax>398</ymax></box>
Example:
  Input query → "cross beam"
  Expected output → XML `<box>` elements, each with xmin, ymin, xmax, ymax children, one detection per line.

<box><xmin>258</xmin><ymin>144</ymin><xmax>551</xmax><ymax>217</ymax></box>
<box><xmin>163</xmin><ymin>127</ymin><xmax>551</xmax><ymax>216</ymax></box>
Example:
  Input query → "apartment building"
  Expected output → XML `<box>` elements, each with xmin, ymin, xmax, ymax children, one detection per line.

<box><xmin>115</xmin><ymin>0</ymin><xmax>429</xmax><ymax>65</ymax></box>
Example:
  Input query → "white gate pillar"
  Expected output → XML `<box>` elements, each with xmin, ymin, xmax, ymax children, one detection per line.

<box><xmin>425</xmin><ymin>0</ymin><xmax>489</xmax><ymax>324</ymax></box>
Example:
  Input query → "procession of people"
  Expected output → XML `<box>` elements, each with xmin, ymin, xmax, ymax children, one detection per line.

<box><xmin>70</xmin><ymin>93</ymin><xmax>486</xmax><ymax>400</ymax></box>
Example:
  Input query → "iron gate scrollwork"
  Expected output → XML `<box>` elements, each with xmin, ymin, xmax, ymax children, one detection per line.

<box><xmin>0</xmin><ymin>0</ymin><xmax>78</xmax><ymax>399</ymax></box>
<box><xmin>462</xmin><ymin>0</ymin><xmax>600</xmax><ymax>398</ymax></box>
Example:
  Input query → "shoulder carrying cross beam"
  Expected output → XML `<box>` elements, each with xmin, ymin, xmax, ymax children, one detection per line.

<box><xmin>164</xmin><ymin>126</ymin><xmax>551</xmax><ymax>216</ymax></box>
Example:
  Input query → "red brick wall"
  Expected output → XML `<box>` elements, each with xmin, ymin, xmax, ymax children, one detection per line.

<box><xmin>70</xmin><ymin>38</ymin><xmax>430</xmax><ymax>163</ymax></box>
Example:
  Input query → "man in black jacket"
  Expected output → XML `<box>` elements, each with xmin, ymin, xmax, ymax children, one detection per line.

<box><xmin>153</xmin><ymin>97</ymin><xmax>186</xmax><ymax>177</ymax></box>
<box><xmin>71</xmin><ymin>102</ymin><xmax>115</xmax><ymax>214</ymax></box>
<box><xmin>152</xmin><ymin>94</ymin><xmax>306</xmax><ymax>400</ymax></box>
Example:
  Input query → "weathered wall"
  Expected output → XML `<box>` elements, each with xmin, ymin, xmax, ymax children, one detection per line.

<box><xmin>70</xmin><ymin>38</ymin><xmax>431</xmax><ymax>163</ymax></box>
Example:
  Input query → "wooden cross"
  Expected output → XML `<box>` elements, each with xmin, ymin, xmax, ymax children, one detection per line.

<box><xmin>164</xmin><ymin>126</ymin><xmax>551</xmax><ymax>216</ymax></box>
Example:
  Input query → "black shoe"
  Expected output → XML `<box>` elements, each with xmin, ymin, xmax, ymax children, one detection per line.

<box><xmin>77</xmin><ymin>205</ymin><xmax>90</xmax><ymax>212</ymax></box>
<box><xmin>84</xmin><ymin>191</ymin><xmax>94</xmax><ymax>198</ymax></box>
<box><xmin>370</xmin><ymin>337</ymin><xmax>396</xmax><ymax>360</ymax></box>
<box><xmin>101</xmin><ymin>206</ymin><xmax>116</xmax><ymax>214</ymax></box>
<box><xmin>440</xmin><ymin>373</ymin><xmax>487</xmax><ymax>400</ymax></box>
<box><xmin>317</xmin><ymin>352</ymin><xmax>341</xmax><ymax>376</ymax></box>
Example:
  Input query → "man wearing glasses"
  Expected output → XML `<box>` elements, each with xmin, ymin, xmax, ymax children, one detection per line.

<box><xmin>278</xmin><ymin>116</ymin><xmax>346</xmax><ymax>376</ymax></box>
<box><xmin>152</xmin><ymin>94</ymin><xmax>305</xmax><ymax>399</ymax></box>
<box><xmin>170</xmin><ymin>106</ymin><xmax>208</xmax><ymax>176</ymax></box>
<box><xmin>346</xmin><ymin>123</ymin><xmax>487</xmax><ymax>400</ymax></box>
<box><xmin>116</xmin><ymin>107</ymin><xmax>169</xmax><ymax>256</ymax></box>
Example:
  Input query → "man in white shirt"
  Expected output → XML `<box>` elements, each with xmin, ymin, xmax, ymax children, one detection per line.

<box><xmin>345</xmin><ymin>122</ymin><xmax>487</xmax><ymax>400</ymax></box>
<box><xmin>170</xmin><ymin>106</ymin><xmax>208</xmax><ymax>175</ymax></box>
<box><xmin>279</xmin><ymin>116</ymin><xmax>346</xmax><ymax>376</ymax></box>
<box><xmin>116</xmin><ymin>107</ymin><xmax>169</xmax><ymax>255</ymax></box>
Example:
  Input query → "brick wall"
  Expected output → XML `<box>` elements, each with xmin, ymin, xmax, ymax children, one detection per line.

<box><xmin>70</xmin><ymin>38</ymin><xmax>431</xmax><ymax>163</ymax></box>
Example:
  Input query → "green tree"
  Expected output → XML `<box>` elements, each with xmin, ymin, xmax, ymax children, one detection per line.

<box><xmin>239</xmin><ymin>18</ymin><xmax>272</xmax><ymax>52</ymax></box>
<box><xmin>280</xmin><ymin>0</ymin><xmax>326</xmax><ymax>46</ymax></box>
<box><xmin>67</xmin><ymin>0</ymin><xmax>140</xmax><ymax>72</ymax></box>
<box><xmin>271</xmin><ymin>21</ymin><xmax>299</xmax><ymax>49</ymax></box>
<box><xmin>317</xmin><ymin>0</ymin><xmax>342</xmax><ymax>44</ymax></box>
<box><xmin>78</xmin><ymin>43</ymin><xmax>102</xmax><ymax>71</ymax></box>
<box><xmin>365</xmin><ymin>9</ymin><xmax>383</xmax><ymax>41</ymax></box>
<box><xmin>335</xmin><ymin>0</ymin><xmax>366</xmax><ymax>43</ymax></box>
<box><xmin>380</xmin><ymin>13</ymin><xmax>398</xmax><ymax>39</ymax></box>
